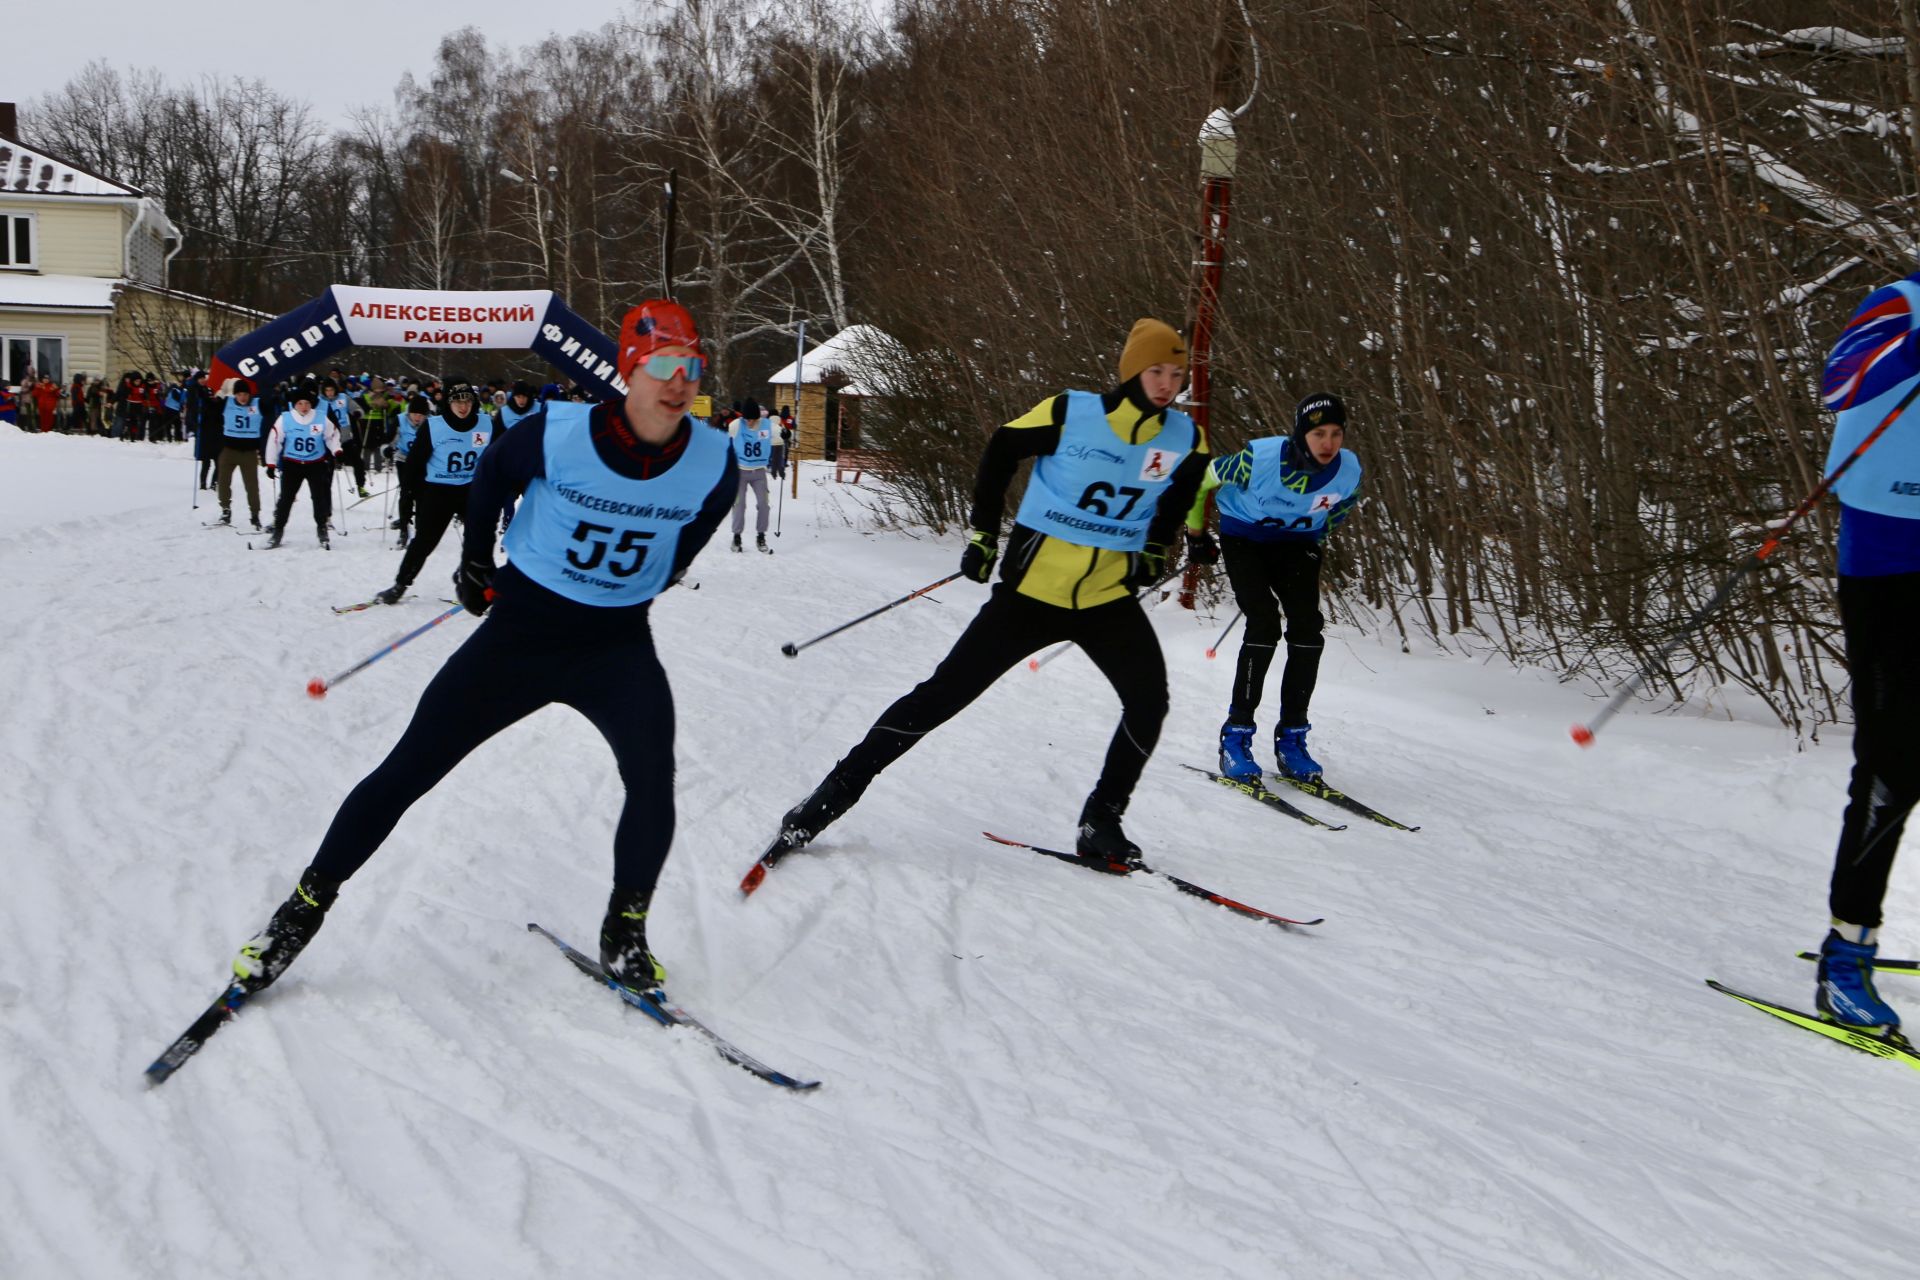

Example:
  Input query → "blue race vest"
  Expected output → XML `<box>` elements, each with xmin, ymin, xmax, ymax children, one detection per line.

<box><xmin>279</xmin><ymin>411</ymin><xmax>330</xmax><ymax>462</ymax></box>
<box><xmin>500</xmin><ymin>400</ymin><xmax>539</xmax><ymax>430</ymax></box>
<box><xmin>504</xmin><ymin>403</ymin><xmax>730</xmax><ymax>606</ymax></box>
<box><xmin>223</xmin><ymin>400</ymin><xmax>263</xmax><ymax>441</ymax></box>
<box><xmin>422</xmin><ymin>416</ymin><xmax>492</xmax><ymax>485</ymax></box>
<box><xmin>396</xmin><ymin>415</ymin><xmax>425</xmax><ymax>456</ymax></box>
<box><xmin>1828</xmin><ymin>280</ymin><xmax>1920</xmax><ymax>520</ymax></box>
<box><xmin>1011</xmin><ymin>391</ymin><xmax>1196</xmax><ymax>550</ymax></box>
<box><xmin>732</xmin><ymin>416</ymin><xmax>775</xmax><ymax>469</ymax></box>
<box><xmin>1216</xmin><ymin>438</ymin><xmax>1362</xmax><ymax>539</ymax></box>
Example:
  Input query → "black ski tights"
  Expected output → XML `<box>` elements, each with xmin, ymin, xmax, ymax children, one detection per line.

<box><xmin>1221</xmin><ymin>536</ymin><xmax>1325</xmax><ymax>727</ymax></box>
<box><xmin>310</xmin><ymin>604</ymin><xmax>676</xmax><ymax>892</ymax></box>
<box><xmin>1829</xmin><ymin>570</ymin><xmax>1920</xmax><ymax>928</ymax></box>
<box><xmin>824</xmin><ymin>584</ymin><xmax>1167</xmax><ymax>811</ymax></box>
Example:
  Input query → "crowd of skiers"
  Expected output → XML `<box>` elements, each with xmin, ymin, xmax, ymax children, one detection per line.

<box><xmin>202</xmin><ymin>303</ymin><xmax>1383</xmax><ymax>1027</ymax></box>
<box><xmin>158</xmin><ymin>277</ymin><xmax>1920</xmax><ymax>1060</ymax></box>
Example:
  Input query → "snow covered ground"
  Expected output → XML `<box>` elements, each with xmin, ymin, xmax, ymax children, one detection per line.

<box><xmin>0</xmin><ymin>423</ymin><xmax>1913</xmax><ymax>1279</ymax></box>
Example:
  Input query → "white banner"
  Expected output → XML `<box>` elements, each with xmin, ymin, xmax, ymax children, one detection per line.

<box><xmin>333</xmin><ymin>286</ymin><xmax>553</xmax><ymax>350</ymax></box>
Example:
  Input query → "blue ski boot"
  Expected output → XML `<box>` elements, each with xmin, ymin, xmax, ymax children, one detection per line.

<box><xmin>1816</xmin><ymin>923</ymin><xmax>1902</xmax><ymax>1035</ymax></box>
<box><xmin>1273</xmin><ymin>724</ymin><xmax>1324</xmax><ymax>783</ymax></box>
<box><xmin>1218</xmin><ymin>720</ymin><xmax>1262</xmax><ymax>782</ymax></box>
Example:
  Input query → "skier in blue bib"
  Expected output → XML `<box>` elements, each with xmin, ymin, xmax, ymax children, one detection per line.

<box><xmin>218</xmin><ymin>300</ymin><xmax>736</xmax><ymax>1000</ymax></box>
<box><xmin>212</xmin><ymin>378</ymin><xmax>266</xmax><ymax>530</ymax></box>
<box><xmin>764</xmin><ymin>318</ymin><xmax>1209</xmax><ymax>867</ymax></box>
<box><xmin>390</xmin><ymin>395</ymin><xmax>431</xmax><ymax>544</ymax></box>
<box><xmin>264</xmin><ymin>382</ymin><xmax>344</xmax><ymax>548</ymax></box>
<box><xmin>1809</xmin><ymin>272</ymin><xmax>1920</xmax><ymax>1036</ymax></box>
<box><xmin>374</xmin><ymin>379</ymin><xmax>492</xmax><ymax>605</ymax></box>
<box><xmin>728</xmin><ymin>399</ymin><xmax>776</xmax><ymax>552</ymax></box>
<box><xmin>1188</xmin><ymin>393</ymin><xmax>1362</xmax><ymax>783</ymax></box>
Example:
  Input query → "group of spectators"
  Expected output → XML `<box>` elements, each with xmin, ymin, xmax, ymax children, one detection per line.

<box><xmin>0</xmin><ymin>370</ymin><xmax>202</xmax><ymax>439</ymax></box>
<box><xmin>0</xmin><ymin>364</ymin><xmax>615</xmax><ymax>445</ymax></box>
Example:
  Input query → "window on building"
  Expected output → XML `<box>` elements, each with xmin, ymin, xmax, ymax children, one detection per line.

<box><xmin>2</xmin><ymin>334</ymin><xmax>65</xmax><ymax>385</ymax></box>
<box><xmin>173</xmin><ymin>337</ymin><xmax>220</xmax><ymax>370</ymax></box>
<box><xmin>0</xmin><ymin>213</ymin><xmax>34</xmax><ymax>269</ymax></box>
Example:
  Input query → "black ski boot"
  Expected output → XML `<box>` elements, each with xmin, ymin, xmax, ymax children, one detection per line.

<box><xmin>600</xmin><ymin>885</ymin><xmax>666</xmax><ymax>991</ymax></box>
<box><xmin>217</xmin><ymin>508</ymin><xmax>232</xmax><ymax>526</ymax></box>
<box><xmin>317</xmin><ymin>521</ymin><xmax>331</xmax><ymax>550</ymax></box>
<box><xmin>250</xmin><ymin>513</ymin><xmax>263</xmax><ymax>531</ymax></box>
<box><xmin>773</xmin><ymin>771</ymin><xmax>862</xmax><ymax>855</ymax></box>
<box><xmin>731</xmin><ymin>533</ymin><xmax>743</xmax><ymax>553</ymax></box>
<box><xmin>1075</xmin><ymin>796</ymin><xmax>1142</xmax><ymax>870</ymax></box>
<box><xmin>756</xmin><ymin>533</ymin><xmax>771</xmax><ymax>554</ymax></box>
<box><xmin>375</xmin><ymin>583</ymin><xmax>407</xmax><ymax>605</ymax></box>
<box><xmin>232</xmin><ymin>868</ymin><xmax>343</xmax><ymax>994</ymax></box>
<box><xmin>266</xmin><ymin>523</ymin><xmax>285</xmax><ymax>549</ymax></box>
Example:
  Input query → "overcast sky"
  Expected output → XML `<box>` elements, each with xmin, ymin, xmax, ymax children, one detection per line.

<box><xmin>10</xmin><ymin>1</ymin><xmax>620</xmax><ymax>130</ymax></box>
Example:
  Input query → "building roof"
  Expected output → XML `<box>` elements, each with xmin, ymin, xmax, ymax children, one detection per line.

<box><xmin>0</xmin><ymin>273</ymin><xmax>118</xmax><ymax>312</ymax></box>
<box><xmin>0</xmin><ymin>139</ymin><xmax>142</xmax><ymax>198</ymax></box>
<box><xmin>0</xmin><ymin>275</ymin><xmax>270</xmax><ymax>322</ymax></box>
<box><xmin>122</xmin><ymin>280</ymin><xmax>273</xmax><ymax>322</ymax></box>
<box><xmin>764</xmin><ymin>324</ymin><xmax>906</xmax><ymax>396</ymax></box>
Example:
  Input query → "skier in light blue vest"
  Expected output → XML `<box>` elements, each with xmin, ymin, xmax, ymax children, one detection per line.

<box><xmin>1189</xmin><ymin>392</ymin><xmax>1362</xmax><ymax>783</ymax></box>
<box><xmin>264</xmin><ymin>382</ymin><xmax>343</xmax><ymax>548</ymax></box>
<box><xmin>219</xmin><ymin>300</ymin><xmax>736</xmax><ymax>1002</ymax></box>
<box><xmin>213</xmin><ymin>378</ymin><xmax>265</xmax><ymax>529</ymax></box>
<box><xmin>761</xmin><ymin>318</ymin><xmax>1210</xmax><ymax>871</ymax></box>
<box><xmin>374</xmin><ymin>380</ymin><xmax>491</xmax><ymax>604</ymax></box>
<box><xmin>1807</xmin><ymin>271</ymin><xmax>1920</xmax><ymax>1035</ymax></box>
<box><xmin>729</xmin><ymin>398</ymin><xmax>777</xmax><ymax>552</ymax></box>
<box><xmin>389</xmin><ymin>395</ymin><xmax>431</xmax><ymax>545</ymax></box>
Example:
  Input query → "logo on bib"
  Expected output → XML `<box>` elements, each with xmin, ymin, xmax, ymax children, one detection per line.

<box><xmin>1311</xmin><ymin>492</ymin><xmax>1343</xmax><ymax>513</ymax></box>
<box><xmin>1139</xmin><ymin>448</ymin><xmax>1181</xmax><ymax>482</ymax></box>
<box><xmin>472</xmin><ymin>432</ymin><xmax>488</xmax><ymax>446</ymax></box>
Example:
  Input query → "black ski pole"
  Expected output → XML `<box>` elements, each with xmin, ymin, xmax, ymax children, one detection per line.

<box><xmin>1573</xmin><ymin>375</ymin><xmax>1920</xmax><ymax>746</ymax></box>
<box><xmin>782</xmin><ymin>572</ymin><xmax>963</xmax><ymax>658</ymax></box>
<box><xmin>1206</xmin><ymin>610</ymin><xmax>1243</xmax><ymax>659</ymax></box>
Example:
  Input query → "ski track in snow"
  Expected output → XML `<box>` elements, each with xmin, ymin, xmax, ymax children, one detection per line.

<box><xmin>0</xmin><ymin>425</ymin><xmax>1915</xmax><ymax>1279</ymax></box>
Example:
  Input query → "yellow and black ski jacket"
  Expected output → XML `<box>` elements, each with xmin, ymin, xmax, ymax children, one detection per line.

<box><xmin>970</xmin><ymin>386</ymin><xmax>1210</xmax><ymax>610</ymax></box>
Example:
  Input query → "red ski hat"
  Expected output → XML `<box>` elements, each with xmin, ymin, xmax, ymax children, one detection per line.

<box><xmin>618</xmin><ymin>300</ymin><xmax>703</xmax><ymax>379</ymax></box>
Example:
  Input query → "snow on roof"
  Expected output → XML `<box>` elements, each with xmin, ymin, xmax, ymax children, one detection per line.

<box><xmin>122</xmin><ymin>279</ymin><xmax>273</xmax><ymax>322</ymax></box>
<box><xmin>0</xmin><ymin>273</ymin><xmax>119</xmax><ymax>311</ymax></box>
<box><xmin>0</xmin><ymin>140</ymin><xmax>140</xmax><ymax>198</ymax></box>
<box><xmin>764</xmin><ymin>324</ymin><xmax>907</xmax><ymax>396</ymax></box>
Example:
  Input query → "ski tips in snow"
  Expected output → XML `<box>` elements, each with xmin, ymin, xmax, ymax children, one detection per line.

<box><xmin>981</xmin><ymin>832</ymin><xmax>1324</xmax><ymax>928</ymax></box>
<box><xmin>1706</xmin><ymin>979</ymin><xmax>1920</xmax><ymax>1072</ymax></box>
<box><xmin>528</xmin><ymin>923</ymin><xmax>820</xmax><ymax>1091</ymax></box>
<box><xmin>1181</xmin><ymin>764</ymin><xmax>1345</xmax><ymax>830</ymax></box>
<box><xmin>145</xmin><ymin>983</ymin><xmax>251</xmax><ymax>1086</ymax></box>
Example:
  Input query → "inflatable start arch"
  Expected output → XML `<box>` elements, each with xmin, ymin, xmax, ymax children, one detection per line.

<box><xmin>207</xmin><ymin>286</ymin><xmax>628</xmax><ymax>398</ymax></box>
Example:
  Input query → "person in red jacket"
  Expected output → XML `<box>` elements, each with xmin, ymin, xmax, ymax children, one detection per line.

<box><xmin>31</xmin><ymin>376</ymin><xmax>61</xmax><ymax>433</ymax></box>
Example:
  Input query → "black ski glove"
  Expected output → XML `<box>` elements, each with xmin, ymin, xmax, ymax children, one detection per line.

<box><xmin>960</xmin><ymin>529</ymin><xmax>998</xmax><ymax>583</ymax></box>
<box><xmin>1125</xmin><ymin>541</ymin><xmax>1169</xmax><ymax>591</ymax></box>
<box><xmin>1187</xmin><ymin>529</ymin><xmax>1220</xmax><ymax>567</ymax></box>
<box><xmin>455</xmin><ymin>558</ymin><xmax>495</xmax><ymax>616</ymax></box>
